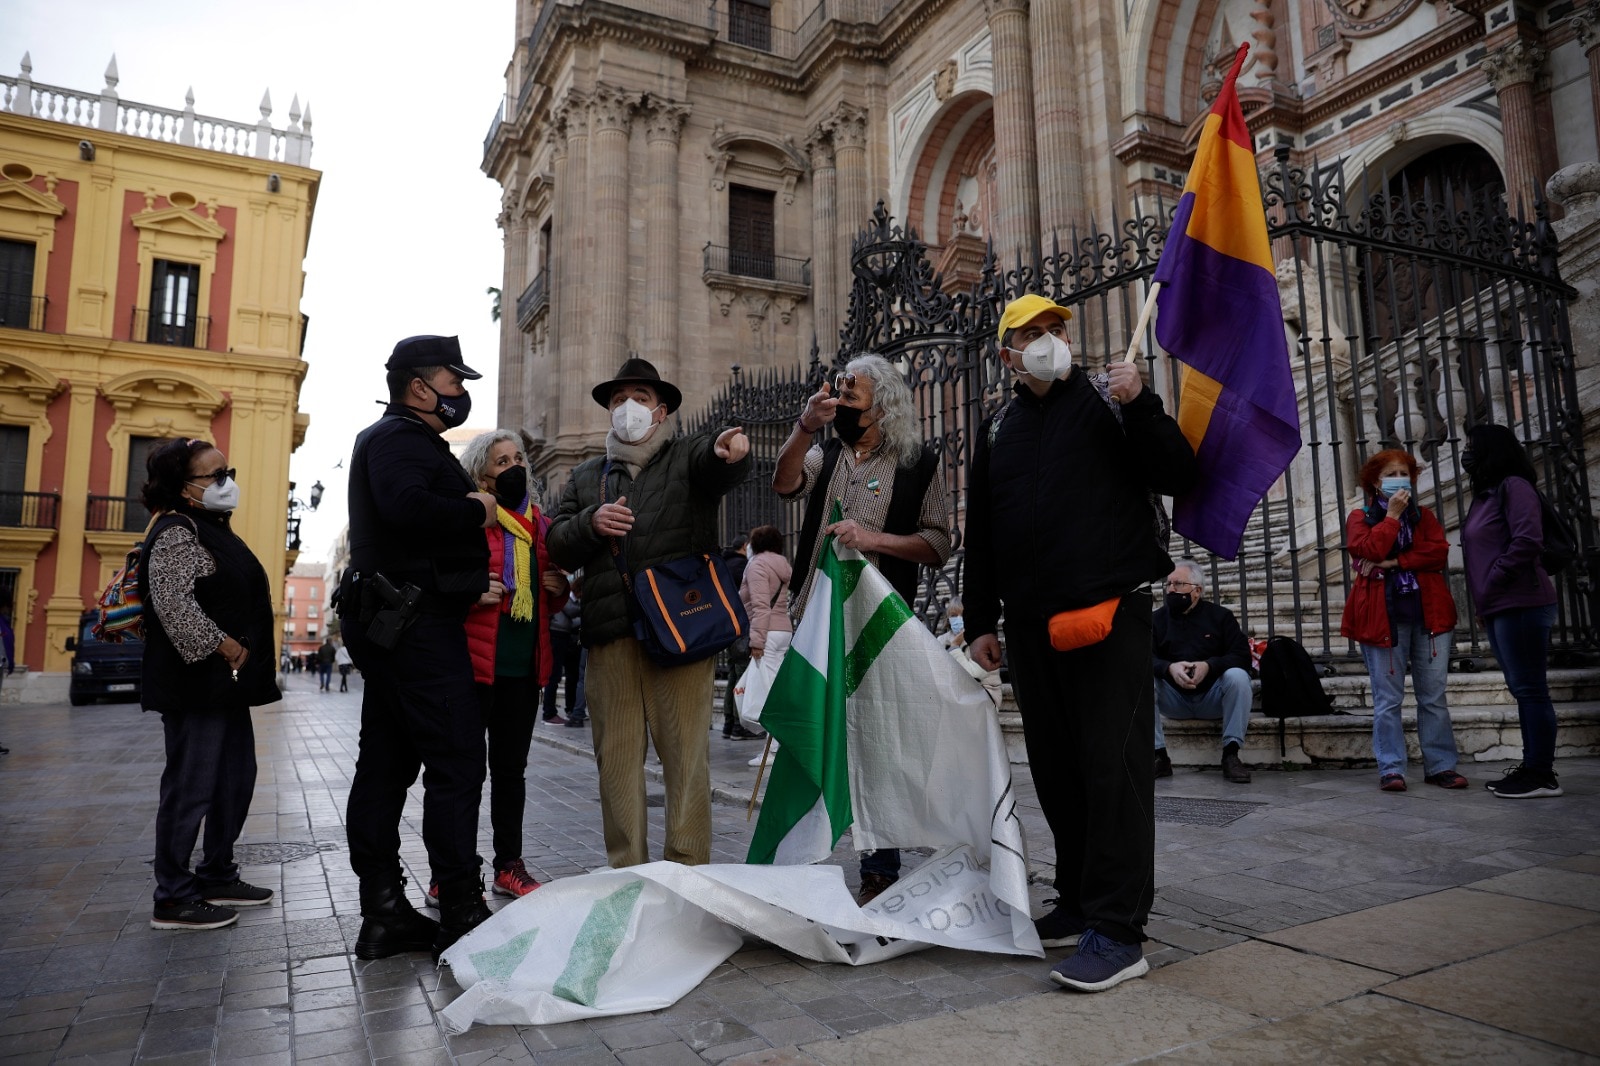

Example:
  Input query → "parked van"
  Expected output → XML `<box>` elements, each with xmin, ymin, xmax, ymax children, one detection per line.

<box><xmin>65</xmin><ymin>610</ymin><xmax>143</xmax><ymax>706</ymax></box>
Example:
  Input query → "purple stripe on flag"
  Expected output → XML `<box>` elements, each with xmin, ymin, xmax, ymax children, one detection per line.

<box><xmin>1171</xmin><ymin>389</ymin><xmax>1302</xmax><ymax>559</ymax></box>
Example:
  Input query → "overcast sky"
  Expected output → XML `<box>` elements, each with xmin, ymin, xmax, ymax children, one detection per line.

<box><xmin>0</xmin><ymin>0</ymin><xmax>513</xmax><ymax>563</ymax></box>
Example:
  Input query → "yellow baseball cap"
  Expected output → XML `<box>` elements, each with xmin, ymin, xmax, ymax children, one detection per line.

<box><xmin>997</xmin><ymin>293</ymin><xmax>1074</xmax><ymax>344</ymax></box>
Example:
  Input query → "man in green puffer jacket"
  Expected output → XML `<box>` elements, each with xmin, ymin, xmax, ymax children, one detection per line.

<box><xmin>548</xmin><ymin>358</ymin><xmax>750</xmax><ymax>868</ymax></box>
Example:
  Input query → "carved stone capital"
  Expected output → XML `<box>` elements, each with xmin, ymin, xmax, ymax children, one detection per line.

<box><xmin>825</xmin><ymin>103</ymin><xmax>868</xmax><ymax>152</ymax></box>
<box><xmin>640</xmin><ymin>97</ymin><xmax>690</xmax><ymax>145</ymax></box>
<box><xmin>1571</xmin><ymin>2</ymin><xmax>1600</xmax><ymax>51</ymax></box>
<box><xmin>983</xmin><ymin>0</ymin><xmax>1028</xmax><ymax>17</ymax></box>
<box><xmin>555</xmin><ymin>91</ymin><xmax>587</xmax><ymax>141</ymax></box>
<box><xmin>805</xmin><ymin>129</ymin><xmax>835</xmax><ymax>169</ymax></box>
<box><xmin>588</xmin><ymin>84</ymin><xmax>639</xmax><ymax>133</ymax></box>
<box><xmin>1481</xmin><ymin>39</ymin><xmax>1546</xmax><ymax>91</ymax></box>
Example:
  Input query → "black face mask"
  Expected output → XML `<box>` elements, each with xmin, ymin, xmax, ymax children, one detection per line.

<box><xmin>493</xmin><ymin>465</ymin><xmax>528</xmax><ymax>508</ymax></box>
<box><xmin>1165</xmin><ymin>591</ymin><xmax>1193</xmax><ymax>614</ymax></box>
<box><xmin>834</xmin><ymin>404</ymin><xmax>873</xmax><ymax>447</ymax></box>
<box><xmin>412</xmin><ymin>379</ymin><xmax>472</xmax><ymax>429</ymax></box>
<box><xmin>1461</xmin><ymin>447</ymin><xmax>1478</xmax><ymax>475</ymax></box>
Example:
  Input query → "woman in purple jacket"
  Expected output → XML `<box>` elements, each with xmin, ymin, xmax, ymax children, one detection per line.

<box><xmin>1460</xmin><ymin>424</ymin><xmax>1562</xmax><ymax>799</ymax></box>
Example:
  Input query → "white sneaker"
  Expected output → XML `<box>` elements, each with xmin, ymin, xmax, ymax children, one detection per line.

<box><xmin>748</xmin><ymin>741</ymin><xmax>779</xmax><ymax>767</ymax></box>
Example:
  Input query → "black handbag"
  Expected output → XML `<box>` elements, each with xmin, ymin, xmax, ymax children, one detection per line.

<box><xmin>602</xmin><ymin>460</ymin><xmax>749</xmax><ymax>666</ymax></box>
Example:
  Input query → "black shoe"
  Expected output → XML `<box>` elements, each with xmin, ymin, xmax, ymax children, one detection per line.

<box><xmin>200</xmin><ymin>879</ymin><xmax>274</xmax><ymax>907</ymax></box>
<box><xmin>434</xmin><ymin>876</ymin><xmax>493</xmax><ymax>961</ymax></box>
<box><xmin>856</xmin><ymin>872</ymin><xmax>898</xmax><ymax>907</ymax></box>
<box><xmin>355</xmin><ymin>878</ymin><xmax>438</xmax><ymax>960</ymax></box>
<box><xmin>1221</xmin><ymin>746</ymin><xmax>1252</xmax><ymax>784</ymax></box>
<box><xmin>151</xmin><ymin>899</ymin><xmax>238</xmax><ymax>931</ymax></box>
<box><xmin>728</xmin><ymin>724</ymin><xmax>765</xmax><ymax>740</ymax></box>
<box><xmin>565</xmin><ymin>716</ymin><xmax>587</xmax><ymax>728</ymax></box>
<box><xmin>1154</xmin><ymin>748</ymin><xmax>1173</xmax><ymax>779</ymax></box>
<box><xmin>1487</xmin><ymin>764</ymin><xmax>1562</xmax><ymax>799</ymax></box>
<box><xmin>1034</xmin><ymin>901</ymin><xmax>1086</xmax><ymax>948</ymax></box>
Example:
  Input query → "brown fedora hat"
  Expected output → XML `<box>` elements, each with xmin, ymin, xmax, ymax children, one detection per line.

<box><xmin>591</xmin><ymin>357</ymin><xmax>683</xmax><ymax>413</ymax></box>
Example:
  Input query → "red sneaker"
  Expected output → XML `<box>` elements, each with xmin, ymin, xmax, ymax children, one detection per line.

<box><xmin>493</xmin><ymin>859</ymin><xmax>540</xmax><ymax>898</ymax></box>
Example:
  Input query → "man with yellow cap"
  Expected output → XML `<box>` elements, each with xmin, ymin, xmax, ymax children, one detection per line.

<box><xmin>964</xmin><ymin>294</ymin><xmax>1197</xmax><ymax>992</ymax></box>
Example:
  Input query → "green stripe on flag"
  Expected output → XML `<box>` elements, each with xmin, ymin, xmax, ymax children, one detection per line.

<box><xmin>552</xmin><ymin>880</ymin><xmax>644</xmax><ymax>1004</ymax></box>
<box><xmin>845</xmin><ymin>593</ymin><xmax>912</xmax><ymax>697</ymax></box>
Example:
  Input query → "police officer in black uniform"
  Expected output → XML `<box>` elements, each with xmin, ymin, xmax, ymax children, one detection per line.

<box><xmin>340</xmin><ymin>335</ymin><xmax>499</xmax><ymax>961</ymax></box>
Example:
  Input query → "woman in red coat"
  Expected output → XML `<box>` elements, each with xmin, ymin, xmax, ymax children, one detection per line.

<box><xmin>447</xmin><ymin>430</ymin><xmax>566</xmax><ymax>900</ymax></box>
<box><xmin>1339</xmin><ymin>449</ymin><xmax>1466</xmax><ymax>792</ymax></box>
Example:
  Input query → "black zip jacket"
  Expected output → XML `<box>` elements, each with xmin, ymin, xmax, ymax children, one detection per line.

<box><xmin>965</xmin><ymin>372</ymin><xmax>1197</xmax><ymax>638</ymax></box>
<box><xmin>1151</xmin><ymin>599</ymin><xmax>1251</xmax><ymax>696</ymax></box>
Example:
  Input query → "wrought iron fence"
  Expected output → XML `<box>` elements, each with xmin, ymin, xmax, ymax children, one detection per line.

<box><xmin>683</xmin><ymin>150</ymin><xmax>1597</xmax><ymax>659</ymax></box>
<box><xmin>0</xmin><ymin>293</ymin><xmax>46</xmax><ymax>331</ymax></box>
<box><xmin>86</xmin><ymin>494</ymin><xmax>151</xmax><ymax>534</ymax></box>
<box><xmin>703</xmin><ymin>243</ymin><xmax>811</xmax><ymax>286</ymax></box>
<box><xmin>0</xmin><ymin>491</ymin><xmax>60</xmax><ymax>529</ymax></box>
<box><xmin>130</xmin><ymin>307</ymin><xmax>210</xmax><ymax>349</ymax></box>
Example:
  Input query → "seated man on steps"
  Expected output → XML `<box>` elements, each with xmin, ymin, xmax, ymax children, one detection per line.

<box><xmin>1153</xmin><ymin>559</ymin><xmax>1254</xmax><ymax>784</ymax></box>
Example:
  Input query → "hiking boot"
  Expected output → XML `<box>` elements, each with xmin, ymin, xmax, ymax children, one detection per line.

<box><xmin>1034</xmin><ymin>901</ymin><xmax>1086</xmax><ymax>948</ymax></box>
<box><xmin>1423</xmin><ymin>769</ymin><xmax>1469</xmax><ymax>789</ymax></box>
<box><xmin>856</xmin><ymin>872</ymin><xmax>898</xmax><ymax>907</ymax></box>
<box><xmin>1153</xmin><ymin>748</ymin><xmax>1173</xmax><ymax>779</ymax></box>
<box><xmin>1487</xmin><ymin>765</ymin><xmax>1562</xmax><ymax>799</ymax></box>
<box><xmin>1048</xmin><ymin>929</ymin><xmax>1149</xmax><ymax>992</ymax></box>
<box><xmin>1380</xmin><ymin>774</ymin><xmax>1407</xmax><ymax>792</ymax></box>
<box><xmin>151</xmin><ymin>899</ymin><xmax>238</xmax><ymax>931</ymax></box>
<box><xmin>434</xmin><ymin>876</ymin><xmax>494</xmax><ymax>961</ymax></box>
<box><xmin>492</xmin><ymin>859</ymin><xmax>541</xmax><ymax>898</ymax></box>
<box><xmin>355</xmin><ymin>878</ymin><xmax>438</xmax><ymax>960</ymax></box>
<box><xmin>1221</xmin><ymin>745</ymin><xmax>1251</xmax><ymax>784</ymax></box>
<box><xmin>200</xmin><ymin>879</ymin><xmax>274</xmax><ymax>907</ymax></box>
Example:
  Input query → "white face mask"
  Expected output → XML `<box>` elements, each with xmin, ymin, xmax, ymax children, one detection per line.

<box><xmin>611</xmin><ymin>399</ymin><xmax>661</xmax><ymax>444</ymax></box>
<box><xmin>1015</xmin><ymin>333</ymin><xmax>1073</xmax><ymax>381</ymax></box>
<box><xmin>197</xmin><ymin>477</ymin><xmax>240</xmax><ymax>513</ymax></box>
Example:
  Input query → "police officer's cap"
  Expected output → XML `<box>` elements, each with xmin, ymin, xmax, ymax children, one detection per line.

<box><xmin>386</xmin><ymin>335</ymin><xmax>482</xmax><ymax>380</ymax></box>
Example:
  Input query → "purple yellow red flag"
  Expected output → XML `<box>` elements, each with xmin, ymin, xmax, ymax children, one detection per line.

<box><xmin>1152</xmin><ymin>41</ymin><xmax>1300</xmax><ymax>560</ymax></box>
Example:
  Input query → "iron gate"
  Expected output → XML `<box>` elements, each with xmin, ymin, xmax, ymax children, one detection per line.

<box><xmin>686</xmin><ymin>148</ymin><xmax>1597</xmax><ymax>659</ymax></box>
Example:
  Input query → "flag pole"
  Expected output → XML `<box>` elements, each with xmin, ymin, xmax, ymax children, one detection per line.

<box><xmin>747</xmin><ymin>735</ymin><xmax>773</xmax><ymax>820</ymax></box>
<box><xmin>1121</xmin><ymin>280</ymin><xmax>1162</xmax><ymax>363</ymax></box>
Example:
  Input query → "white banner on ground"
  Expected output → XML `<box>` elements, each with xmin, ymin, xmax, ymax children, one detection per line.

<box><xmin>438</xmin><ymin>844</ymin><xmax>1041</xmax><ymax>1032</ymax></box>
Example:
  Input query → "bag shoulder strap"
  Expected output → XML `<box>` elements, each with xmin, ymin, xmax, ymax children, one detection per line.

<box><xmin>600</xmin><ymin>459</ymin><xmax>634</xmax><ymax>593</ymax></box>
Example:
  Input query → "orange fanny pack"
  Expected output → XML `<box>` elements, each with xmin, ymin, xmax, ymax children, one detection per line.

<box><xmin>1047</xmin><ymin>596</ymin><xmax>1122</xmax><ymax>652</ymax></box>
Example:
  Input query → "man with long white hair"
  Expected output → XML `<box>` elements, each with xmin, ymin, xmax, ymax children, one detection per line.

<box><xmin>773</xmin><ymin>352</ymin><xmax>953</xmax><ymax>904</ymax></box>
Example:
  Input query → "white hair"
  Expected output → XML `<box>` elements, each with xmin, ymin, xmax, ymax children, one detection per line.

<box><xmin>1173</xmin><ymin>558</ymin><xmax>1205</xmax><ymax>588</ymax></box>
<box><xmin>844</xmin><ymin>353</ymin><xmax>924</xmax><ymax>469</ymax></box>
<box><xmin>459</xmin><ymin>428</ymin><xmax>522</xmax><ymax>485</ymax></box>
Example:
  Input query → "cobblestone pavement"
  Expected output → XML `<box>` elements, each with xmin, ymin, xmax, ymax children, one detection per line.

<box><xmin>1</xmin><ymin>677</ymin><xmax>1597</xmax><ymax>1064</ymax></box>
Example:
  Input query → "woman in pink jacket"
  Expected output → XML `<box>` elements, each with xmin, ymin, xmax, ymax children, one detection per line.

<box><xmin>738</xmin><ymin>525</ymin><xmax>792</xmax><ymax>762</ymax></box>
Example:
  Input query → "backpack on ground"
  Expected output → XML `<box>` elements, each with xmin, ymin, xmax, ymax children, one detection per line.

<box><xmin>92</xmin><ymin>512</ymin><xmax>189</xmax><ymax>643</ymax></box>
<box><xmin>1256</xmin><ymin>635</ymin><xmax>1340</xmax><ymax>757</ymax></box>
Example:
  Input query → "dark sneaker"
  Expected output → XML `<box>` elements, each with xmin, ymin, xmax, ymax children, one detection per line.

<box><xmin>201</xmin><ymin>879</ymin><xmax>274</xmax><ymax>907</ymax></box>
<box><xmin>1034</xmin><ymin>902</ymin><xmax>1086</xmax><ymax>948</ymax></box>
<box><xmin>1048</xmin><ymin>928</ymin><xmax>1149</xmax><ymax>992</ymax></box>
<box><xmin>493</xmin><ymin>859</ymin><xmax>541</xmax><ymax>898</ymax></box>
<box><xmin>1153</xmin><ymin>748</ymin><xmax>1173</xmax><ymax>779</ymax></box>
<box><xmin>1380</xmin><ymin>774</ymin><xmax>1407</xmax><ymax>792</ymax></box>
<box><xmin>564</xmin><ymin>716</ymin><xmax>587</xmax><ymax>728</ymax></box>
<box><xmin>151</xmin><ymin>899</ymin><xmax>238</xmax><ymax>931</ymax></box>
<box><xmin>543</xmin><ymin>713</ymin><xmax>568</xmax><ymax>725</ymax></box>
<box><xmin>1488</xmin><ymin>765</ymin><xmax>1562</xmax><ymax>799</ymax></box>
<box><xmin>1423</xmin><ymin>769</ymin><xmax>1469</xmax><ymax>789</ymax></box>
<box><xmin>856</xmin><ymin>872</ymin><xmax>898</xmax><ymax>906</ymax></box>
<box><xmin>1221</xmin><ymin>750</ymin><xmax>1252</xmax><ymax>784</ymax></box>
<box><xmin>728</xmin><ymin>724</ymin><xmax>765</xmax><ymax>740</ymax></box>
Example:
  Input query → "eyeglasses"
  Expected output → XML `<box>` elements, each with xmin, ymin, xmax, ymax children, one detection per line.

<box><xmin>833</xmin><ymin>372</ymin><xmax>859</xmax><ymax>393</ymax></box>
<box><xmin>188</xmin><ymin>467</ymin><xmax>236</xmax><ymax>486</ymax></box>
<box><xmin>1164</xmin><ymin>580</ymin><xmax>1199</xmax><ymax>591</ymax></box>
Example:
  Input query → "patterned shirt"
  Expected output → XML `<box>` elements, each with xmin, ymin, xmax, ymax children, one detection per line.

<box><xmin>146</xmin><ymin>524</ymin><xmax>224</xmax><ymax>664</ymax></box>
<box><xmin>780</xmin><ymin>442</ymin><xmax>952</xmax><ymax>621</ymax></box>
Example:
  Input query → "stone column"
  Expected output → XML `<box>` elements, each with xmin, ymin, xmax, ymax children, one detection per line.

<box><xmin>589</xmin><ymin>84</ymin><xmax>637</xmax><ymax>376</ymax></box>
<box><xmin>1482</xmin><ymin>39</ymin><xmax>1549</xmax><ymax>215</ymax></box>
<box><xmin>1571</xmin><ymin>4</ymin><xmax>1600</xmax><ymax>155</ymax></box>
<box><xmin>641</xmin><ymin>98</ymin><xmax>690</xmax><ymax>382</ymax></box>
<box><xmin>807</xmin><ymin>131</ymin><xmax>839</xmax><ymax>359</ymax></box>
<box><xmin>985</xmin><ymin>0</ymin><xmax>1042</xmax><ymax>270</ymax></box>
<box><xmin>1030</xmin><ymin>0</ymin><xmax>1084</xmax><ymax>240</ymax></box>
<box><xmin>1250</xmin><ymin>0</ymin><xmax>1280</xmax><ymax>88</ymax></box>
<box><xmin>502</xmin><ymin>208</ymin><xmax>529</xmax><ymax>427</ymax></box>
<box><xmin>830</xmin><ymin>103</ymin><xmax>870</xmax><ymax>304</ymax></box>
<box><xmin>556</xmin><ymin>93</ymin><xmax>590</xmax><ymax>452</ymax></box>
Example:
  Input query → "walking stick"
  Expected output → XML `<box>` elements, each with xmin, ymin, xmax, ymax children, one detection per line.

<box><xmin>747</xmin><ymin>735</ymin><xmax>773</xmax><ymax>821</ymax></box>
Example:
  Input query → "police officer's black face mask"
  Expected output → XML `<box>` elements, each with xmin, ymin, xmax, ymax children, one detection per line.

<box><xmin>411</xmin><ymin>377</ymin><xmax>472</xmax><ymax>429</ymax></box>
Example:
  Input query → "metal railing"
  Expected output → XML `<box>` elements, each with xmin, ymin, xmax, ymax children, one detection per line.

<box><xmin>287</xmin><ymin>516</ymin><xmax>302</xmax><ymax>553</ymax></box>
<box><xmin>86</xmin><ymin>495</ymin><xmax>151</xmax><ymax>534</ymax></box>
<box><xmin>703</xmin><ymin>243</ymin><xmax>810</xmax><ymax>285</ymax></box>
<box><xmin>130</xmin><ymin>307</ymin><xmax>210</xmax><ymax>349</ymax></box>
<box><xmin>0</xmin><ymin>294</ymin><xmax>46</xmax><ymax>331</ymax></box>
<box><xmin>0</xmin><ymin>491</ymin><xmax>60</xmax><ymax>529</ymax></box>
<box><xmin>517</xmin><ymin>269</ymin><xmax>550</xmax><ymax>330</ymax></box>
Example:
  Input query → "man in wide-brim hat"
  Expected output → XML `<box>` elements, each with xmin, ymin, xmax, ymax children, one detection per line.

<box><xmin>548</xmin><ymin>358</ymin><xmax>750</xmax><ymax>868</ymax></box>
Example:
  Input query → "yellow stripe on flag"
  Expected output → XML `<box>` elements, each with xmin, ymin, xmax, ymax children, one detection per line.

<box><xmin>1177</xmin><ymin>364</ymin><xmax>1224</xmax><ymax>452</ymax></box>
<box><xmin>1182</xmin><ymin>115</ymin><xmax>1274</xmax><ymax>272</ymax></box>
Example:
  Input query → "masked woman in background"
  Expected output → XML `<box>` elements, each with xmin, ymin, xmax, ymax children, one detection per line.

<box><xmin>451</xmin><ymin>430</ymin><xmax>567</xmax><ymax>902</ymax></box>
<box><xmin>1340</xmin><ymin>448</ymin><xmax>1466</xmax><ymax>793</ymax></box>
<box><xmin>141</xmin><ymin>438</ymin><xmax>281</xmax><ymax>931</ymax></box>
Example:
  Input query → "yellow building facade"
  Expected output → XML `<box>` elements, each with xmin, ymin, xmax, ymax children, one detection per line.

<box><xmin>0</xmin><ymin>57</ymin><xmax>318</xmax><ymax>682</ymax></box>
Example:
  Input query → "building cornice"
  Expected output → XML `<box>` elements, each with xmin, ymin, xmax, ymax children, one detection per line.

<box><xmin>1299</xmin><ymin>16</ymin><xmax>1483</xmax><ymax>126</ymax></box>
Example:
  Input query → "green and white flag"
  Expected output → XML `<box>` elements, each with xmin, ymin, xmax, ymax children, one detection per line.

<box><xmin>747</xmin><ymin>512</ymin><xmax>1030</xmax><ymax>913</ymax></box>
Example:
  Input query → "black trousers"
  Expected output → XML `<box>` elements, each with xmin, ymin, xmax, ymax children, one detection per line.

<box><xmin>543</xmin><ymin>630</ymin><xmax>581</xmax><ymax>719</ymax></box>
<box><xmin>1004</xmin><ymin>589</ymin><xmax>1156</xmax><ymax>944</ymax></box>
<box><xmin>344</xmin><ymin>611</ymin><xmax>485</xmax><ymax>886</ymax></box>
<box><xmin>722</xmin><ymin>644</ymin><xmax>751</xmax><ymax>732</ymax></box>
<box><xmin>479</xmin><ymin>675</ymin><xmax>537</xmax><ymax>870</ymax></box>
<box><xmin>153</xmin><ymin>701</ymin><xmax>256</xmax><ymax>903</ymax></box>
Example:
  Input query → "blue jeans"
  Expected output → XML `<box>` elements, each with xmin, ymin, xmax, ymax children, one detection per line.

<box><xmin>1360</xmin><ymin>624</ymin><xmax>1457</xmax><ymax>779</ymax></box>
<box><xmin>1153</xmin><ymin>667</ymin><xmax>1252</xmax><ymax>751</ymax></box>
<box><xmin>1485</xmin><ymin>604</ymin><xmax>1558</xmax><ymax>772</ymax></box>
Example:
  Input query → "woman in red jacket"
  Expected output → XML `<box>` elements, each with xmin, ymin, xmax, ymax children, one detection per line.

<box><xmin>1339</xmin><ymin>449</ymin><xmax>1467</xmax><ymax>792</ymax></box>
<box><xmin>449</xmin><ymin>430</ymin><xmax>566</xmax><ymax>900</ymax></box>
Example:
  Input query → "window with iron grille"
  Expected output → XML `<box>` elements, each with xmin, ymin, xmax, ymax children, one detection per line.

<box><xmin>0</xmin><ymin>239</ymin><xmax>36</xmax><ymax>329</ymax></box>
<box><xmin>124</xmin><ymin>436</ymin><xmax>163</xmax><ymax>532</ymax></box>
<box><xmin>728</xmin><ymin>185</ymin><xmax>776</xmax><ymax>280</ymax></box>
<box><xmin>0</xmin><ymin>426</ymin><xmax>25</xmax><ymax>527</ymax></box>
<box><xmin>729</xmin><ymin>0</ymin><xmax>772</xmax><ymax>51</ymax></box>
<box><xmin>149</xmin><ymin>259</ymin><xmax>200</xmax><ymax>346</ymax></box>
